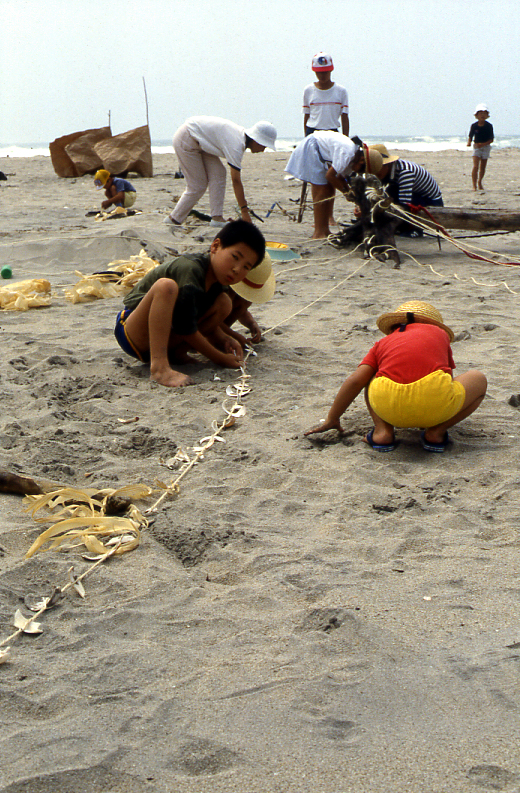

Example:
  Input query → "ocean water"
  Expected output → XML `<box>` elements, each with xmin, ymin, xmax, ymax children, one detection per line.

<box><xmin>1</xmin><ymin>135</ymin><xmax>519</xmax><ymax>159</ymax></box>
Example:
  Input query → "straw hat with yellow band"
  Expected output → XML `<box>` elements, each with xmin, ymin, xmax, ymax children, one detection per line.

<box><xmin>377</xmin><ymin>301</ymin><xmax>454</xmax><ymax>342</ymax></box>
<box><xmin>368</xmin><ymin>143</ymin><xmax>400</xmax><ymax>165</ymax></box>
<box><xmin>230</xmin><ymin>252</ymin><xmax>275</xmax><ymax>304</ymax></box>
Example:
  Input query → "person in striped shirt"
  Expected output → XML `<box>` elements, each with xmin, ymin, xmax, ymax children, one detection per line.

<box><xmin>372</xmin><ymin>146</ymin><xmax>443</xmax><ymax>208</ymax></box>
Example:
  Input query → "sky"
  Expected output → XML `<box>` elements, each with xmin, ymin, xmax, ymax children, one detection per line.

<box><xmin>2</xmin><ymin>0</ymin><xmax>520</xmax><ymax>145</ymax></box>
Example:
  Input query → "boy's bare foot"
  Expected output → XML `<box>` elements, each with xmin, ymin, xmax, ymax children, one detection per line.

<box><xmin>150</xmin><ymin>364</ymin><xmax>193</xmax><ymax>387</ymax></box>
<box><xmin>311</xmin><ymin>230</ymin><xmax>330</xmax><ymax>239</ymax></box>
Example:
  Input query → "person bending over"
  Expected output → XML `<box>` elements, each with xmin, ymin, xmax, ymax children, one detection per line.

<box><xmin>285</xmin><ymin>133</ymin><xmax>383</xmax><ymax>238</ymax></box>
<box><xmin>166</xmin><ymin>116</ymin><xmax>276</xmax><ymax>228</ymax></box>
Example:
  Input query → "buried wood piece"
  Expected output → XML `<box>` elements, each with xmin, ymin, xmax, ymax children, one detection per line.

<box><xmin>0</xmin><ymin>472</ymin><xmax>43</xmax><ymax>496</ymax></box>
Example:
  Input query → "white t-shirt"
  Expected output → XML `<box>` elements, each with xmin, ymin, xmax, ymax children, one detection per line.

<box><xmin>302</xmin><ymin>83</ymin><xmax>349</xmax><ymax>130</ymax></box>
<box><xmin>313</xmin><ymin>131</ymin><xmax>357</xmax><ymax>176</ymax></box>
<box><xmin>185</xmin><ymin>116</ymin><xmax>246</xmax><ymax>169</ymax></box>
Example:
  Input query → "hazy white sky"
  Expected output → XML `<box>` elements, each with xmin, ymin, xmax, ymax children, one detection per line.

<box><xmin>2</xmin><ymin>0</ymin><xmax>519</xmax><ymax>145</ymax></box>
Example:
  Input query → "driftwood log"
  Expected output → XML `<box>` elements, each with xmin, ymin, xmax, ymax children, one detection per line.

<box><xmin>419</xmin><ymin>208</ymin><xmax>520</xmax><ymax>232</ymax></box>
<box><xmin>332</xmin><ymin>176</ymin><xmax>520</xmax><ymax>267</ymax></box>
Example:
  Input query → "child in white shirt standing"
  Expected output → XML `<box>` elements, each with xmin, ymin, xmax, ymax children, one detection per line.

<box><xmin>301</xmin><ymin>53</ymin><xmax>349</xmax><ymax>226</ymax></box>
<box><xmin>302</xmin><ymin>53</ymin><xmax>349</xmax><ymax>137</ymax></box>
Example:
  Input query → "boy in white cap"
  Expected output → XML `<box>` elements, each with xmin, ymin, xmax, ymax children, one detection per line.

<box><xmin>467</xmin><ymin>104</ymin><xmax>494</xmax><ymax>191</ymax></box>
<box><xmin>301</xmin><ymin>52</ymin><xmax>349</xmax><ymax>227</ymax></box>
<box><xmin>166</xmin><ymin>116</ymin><xmax>277</xmax><ymax>228</ymax></box>
<box><xmin>302</xmin><ymin>53</ymin><xmax>349</xmax><ymax>137</ymax></box>
<box><xmin>305</xmin><ymin>301</ymin><xmax>487</xmax><ymax>453</ymax></box>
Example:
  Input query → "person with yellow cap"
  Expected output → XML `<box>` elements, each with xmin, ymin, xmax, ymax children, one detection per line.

<box><xmin>305</xmin><ymin>301</ymin><xmax>487</xmax><ymax>452</ymax></box>
<box><xmin>94</xmin><ymin>169</ymin><xmax>137</xmax><ymax>211</ymax></box>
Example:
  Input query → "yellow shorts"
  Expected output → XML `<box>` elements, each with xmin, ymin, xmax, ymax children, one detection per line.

<box><xmin>124</xmin><ymin>191</ymin><xmax>137</xmax><ymax>208</ymax></box>
<box><xmin>368</xmin><ymin>370</ymin><xmax>466</xmax><ymax>428</ymax></box>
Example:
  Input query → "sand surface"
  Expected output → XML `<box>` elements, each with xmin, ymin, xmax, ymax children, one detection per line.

<box><xmin>1</xmin><ymin>148</ymin><xmax>520</xmax><ymax>793</ymax></box>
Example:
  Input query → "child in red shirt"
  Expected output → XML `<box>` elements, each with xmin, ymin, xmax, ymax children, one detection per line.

<box><xmin>305</xmin><ymin>301</ymin><xmax>487</xmax><ymax>452</ymax></box>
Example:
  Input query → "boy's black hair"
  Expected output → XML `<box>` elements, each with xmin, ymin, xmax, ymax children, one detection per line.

<box><xmin>213</xmin><ymin>220</ymin><xmax>265</xmax><ymax>267</ymax></box>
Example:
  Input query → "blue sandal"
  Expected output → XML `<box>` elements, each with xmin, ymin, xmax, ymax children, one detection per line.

<box><xmin>420</xmin><ymin>431</ymin><xmax>450</xmax><ymax>453</ymax></box>
<box><xmin>366</xmin><ymin>429</ymin><xmax>398</xmax><ymax>452</ymax></box>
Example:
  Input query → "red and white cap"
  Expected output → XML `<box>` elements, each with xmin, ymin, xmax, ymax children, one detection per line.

<box><xmin>312</xmin><ymin>52</ymin><xmax>333</xmax><ymax>72</ymax></box>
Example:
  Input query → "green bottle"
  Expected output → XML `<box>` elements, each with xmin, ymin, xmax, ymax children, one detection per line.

<box><xmin>1</xmin><ymin>265</ymin><xmax>12</xmax><ymax>279</ymax></box>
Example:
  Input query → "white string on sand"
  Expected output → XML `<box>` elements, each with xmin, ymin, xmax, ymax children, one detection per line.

<box><xmin>144</xmin><ymin>350</ymin><xmax>254</xmax><ymax>515</ymax></box>
<box><xmin>0</xmin><ymin>543</ymin><xmax>121</xmax><ymax>657</ymax></box>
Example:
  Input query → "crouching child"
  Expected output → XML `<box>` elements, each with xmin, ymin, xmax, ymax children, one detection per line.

<box><xmin>94</xmin><ymin>169</ymin><xmax>137</xmax><ymax>210</ymax></box>
<box><xmin>305</xmin><ymin>301</ymin><xmax>487</xmax><ymax>452</ymax></box>
<box><xmin>114</xmin><ymin>220</ymin><xmax>266</xmax><ymax>387</ymax></box>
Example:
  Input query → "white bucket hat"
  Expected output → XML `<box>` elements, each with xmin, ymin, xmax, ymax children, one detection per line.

<box><xmin>475</xmin><ymin>103</ymin><xmax>489</xmax><ymax>114</ymax></box>
<box><xmin>245</xmin><ymin>121</ymin><xmax>277</xmax><ymax>150</ymax></box>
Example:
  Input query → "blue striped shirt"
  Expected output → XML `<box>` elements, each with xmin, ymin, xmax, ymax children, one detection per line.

<box><xmin>392</xmin><ymin>160</ymin><xmax>442</xmax><ymax>204</ymax></box>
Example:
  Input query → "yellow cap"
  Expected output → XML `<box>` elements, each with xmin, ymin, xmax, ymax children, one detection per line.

<box><xmin>94</xmin><ymin>169</ymin><xmax>110</xmax><ymax>187</ymax></box>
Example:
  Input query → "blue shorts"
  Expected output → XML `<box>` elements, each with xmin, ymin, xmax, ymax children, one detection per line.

<box><xmin>114</xmin><ymin>308</ymin><xmax>149</xmax><ymax>362</ymax></box>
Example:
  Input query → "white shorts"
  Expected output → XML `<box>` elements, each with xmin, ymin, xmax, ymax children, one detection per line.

<box><xmin>124</xmin><ymin>191</ymin><xmax>137</xmax><ymax>208</ymax></box>
<box><xmin>473</xmin><ymin>145</ymin><xmax>491</xmax><ymax>160</ymax></box>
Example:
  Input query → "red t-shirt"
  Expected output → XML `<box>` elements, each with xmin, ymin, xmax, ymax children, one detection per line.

<box><xmin>360</xmin><ymin>323</ymin><xmax>455</xmax><ymax>384</ymax></box>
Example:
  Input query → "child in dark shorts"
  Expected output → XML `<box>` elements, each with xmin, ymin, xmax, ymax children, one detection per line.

<box><xmin>114</xmin><ymin>220</ymin><xmax>266</xmax><ymax>387</ymax></box>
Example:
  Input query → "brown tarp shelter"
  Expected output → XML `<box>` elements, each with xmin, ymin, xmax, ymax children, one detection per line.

<box><xmin>50</xmin><ymin>127</ymin><xmax>112</xmax><ymax>178</ymax></box>
<box><xmin>93</xmin><ymin>126</ymin><xmax>153</xmax><ymax>178</ymax></box>
<box><xmin>50</xmin><ymin>125</ymin><xmax>153</xmax><ymax>178</ymax></box>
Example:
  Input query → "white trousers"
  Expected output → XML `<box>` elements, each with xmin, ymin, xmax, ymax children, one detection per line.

<box><xmin>171</xmin><ymin>124</ymin><xmax>227</xmax><ymax>222</ymax></box>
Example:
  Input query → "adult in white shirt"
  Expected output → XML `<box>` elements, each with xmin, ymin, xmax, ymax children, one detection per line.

<box><xmin>286</xmin><ymin>132</ymin><xmax>383</xmax><ymax>238</ymax></box>
<box><xmin>167</xmin><ymin>116</ymin><xmax>276</xmax><ymax>228</ymax></box>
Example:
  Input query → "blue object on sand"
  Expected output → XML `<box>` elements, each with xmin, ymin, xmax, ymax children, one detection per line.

<box><xmin>266</xmin><ymin>242</ymin><xmax>301</xmax><ymax>262</ymax></box>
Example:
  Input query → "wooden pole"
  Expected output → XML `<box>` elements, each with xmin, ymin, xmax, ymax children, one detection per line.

<box><xmin>142</xmin><ymin>77</ymin><xmax>149</xmax><ymax>128</ymax></box>
<box><xmin>297</xmin><ymin>182</ymin><xmax>308</xmax><ymax>223</ymax></box>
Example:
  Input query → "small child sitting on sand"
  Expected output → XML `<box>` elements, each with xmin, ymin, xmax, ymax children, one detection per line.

<box><xmin>114</xmin><ymin>220</ymin><xmax>267</xmax><ymax>387</ymax></box>
<box><xmin>94</xmin><ymin>169</ymin><xmax>137</xmax><ymax>210</ymax></box>
<box><xmin>305</xmin><ymin>301</ymin><xmax>487</xmax><ymax>452</ymax></box>
<box><xmin>225</xmin><ymin>252</ymin><xmax>275</xmax><ymax>344</ymax></box>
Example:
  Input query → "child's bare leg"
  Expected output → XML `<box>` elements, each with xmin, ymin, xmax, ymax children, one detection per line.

<box><xmin>198</xmin><ymin>293</ymin><xmax>233</xmax><ymax>344</ymax></box>
<box><xmin>123</xmin><ymin>278</ymin><xmax>193</xmax><ymax>387</ymax></box>
<box><xmin>311</xmin><ymin>183</ymin><xmax>334</xmax><ymax>238</ymax></box>
<box><xmin>423</xmin><ymin>370</ymin><xmax>487</xmax><ymax>443</ymax></box>
<box><xmin>364</xmin><ymin>387</ymin><xmax>395</xmax><ymax>445</ymax></box>
<box><xmin>478</xmin><ymin>159</ymin><xmax>488</xmax><ymax>189</ymax></box>
<box><xmin>471</xmin><ymin>157</ymin><xmax>479</xmax><ymax>190</ymax></box>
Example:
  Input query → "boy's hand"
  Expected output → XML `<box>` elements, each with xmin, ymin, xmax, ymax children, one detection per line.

<box><xmin>245</xmin><ymin>319</ymin><xmax>262</xmax><ymax>343</ymax></box>
<box><xmin>304</xmin><ymin>418</ymin><xmax>343</xmax><ymax>436</ymax></box>
<box><xmin>223</xmin><ymin>337</ymin><xmax>244</xmax><ymax>360</ymax></box>
<box><xmin>219</xmin><ymin>352</ymin><xmax>242</xmax><ymax>369</ymax></box>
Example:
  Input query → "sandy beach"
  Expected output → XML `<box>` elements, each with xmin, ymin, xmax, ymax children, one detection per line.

<box><xmin>1</xmin><ymin>147</ymin><xmax>520</xmax><ymax>793</ymax></box>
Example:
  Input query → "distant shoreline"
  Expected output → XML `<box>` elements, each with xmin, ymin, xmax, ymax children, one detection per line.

<box><xmin>2</xmin><ymin>135</ymin><xmax>520</xmax><ymax>159</ymax></box>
